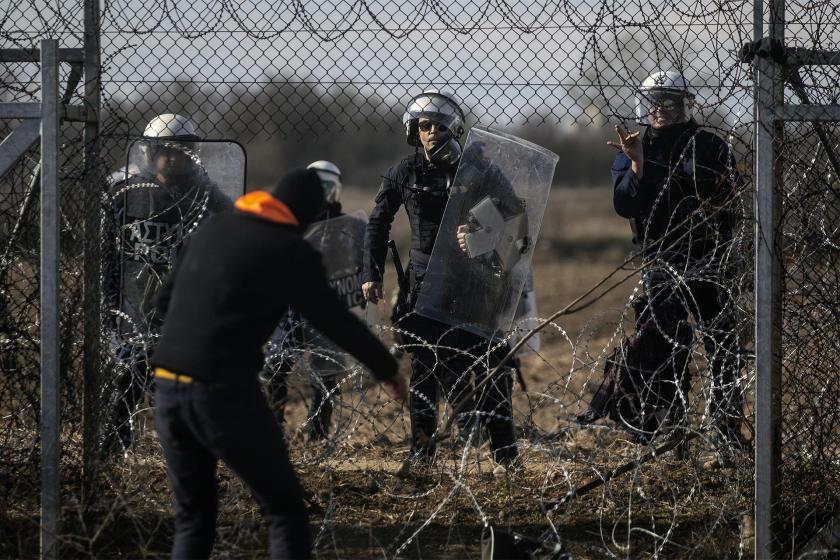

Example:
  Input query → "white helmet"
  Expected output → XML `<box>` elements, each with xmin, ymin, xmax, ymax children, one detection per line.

<box><xmin>402</xmin><ymin>89</ymin><xmax>466</xmax><ymax>147</ymax></box>
<box><xmin>143</xmin><ymin>114</ymin><xmax>200</xmax><ymax>140</ymax></box>
<box><xmin>137</xmin><ymin>114</ymin><xmax>201</xmax><ymax>176</ymax></box>
<box><xmin>306</xmin><ymin>160</ymin><xmax>342</xmax><ymax>204</ymax></box>
<box><xmin>635</xmin><ymin>71</ymin><xmax>695</xmax><ymax>126</ymax></box>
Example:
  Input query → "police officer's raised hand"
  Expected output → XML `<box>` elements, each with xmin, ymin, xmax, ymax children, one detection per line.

<box><xmin>456</xmin><ymin>224</ymin><xmax>469</xmax><ymax>253</ymax></box>
<box><xmin>381</xmin><ymin>372</ymin><xmax>409</xmax><ymax>403</ymax></box>
<box><xmin>362</xmin><ymin>281</ymin><xmax>383</xmax><ymax>304</ymax></box>
<box><xmin>608</xmin><ymin>124</ymin><xmax>644</xmax><ymax>178</ymax></box>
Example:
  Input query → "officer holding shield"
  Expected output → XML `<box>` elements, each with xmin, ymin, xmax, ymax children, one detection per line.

<box><xmin>102</xmin><ymin>114</ymin><xmax>234</xmax><ymax>453</ymax></box>
<box><xmin>362</xmin><ymin>90</ymin><xmax>519</xmax><ymax>473</ymax></box>
<box><xmin>264</xmin><ymin>160</ymin><xmax>368</xmax><ymax>441</ymax></box>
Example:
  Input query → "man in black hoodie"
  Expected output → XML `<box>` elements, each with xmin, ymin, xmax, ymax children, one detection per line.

<box><xmin>151</xmin><ymin>168</ymin><xmax>408</xmax><ymax>560</ymax></box>
<box><xmin>578</xmin><ymin>70</ymin><xmax>745</xmax><ymax>449</ymax></box>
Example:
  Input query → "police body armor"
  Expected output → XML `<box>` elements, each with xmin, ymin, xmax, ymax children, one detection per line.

<box><xmin>111</xmin><ymin>139</ymin><xmax>245</xmax><ymax>337</ymax></box>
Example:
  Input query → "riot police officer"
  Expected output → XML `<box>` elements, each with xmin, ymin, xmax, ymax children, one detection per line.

<box><xmin>102</xmin><ymin>114</ymin><xmax>233</xmax><ymax>453</ymax></box>
<box><xmin>264</xmin><ymin>160</ymin><xmax>361</xmax><ymax>441</ymax></box>
<box><xmin>362</xmin><ymin>90</ymin><xmax>519</xmax><ymax>473</ymax></box>
<box><xmin>578</xmin><ymin>71</ymin><xmax>746</xmax><ymax>448</ymax></box>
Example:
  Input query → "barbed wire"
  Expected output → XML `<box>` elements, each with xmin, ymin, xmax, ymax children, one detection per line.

<box><xmin>2</xmin><ymin>0</ymin><xmax>840</xmax><ymax>558</ymax></box>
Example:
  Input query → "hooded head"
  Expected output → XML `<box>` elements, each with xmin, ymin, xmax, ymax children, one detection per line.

<box><xmin>270</xmin><ymin>168</ymin><xmax>325</xmax><ymax>229</ymax></box>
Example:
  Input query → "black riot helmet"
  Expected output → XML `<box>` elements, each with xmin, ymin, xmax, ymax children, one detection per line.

<box><xmin>403</xmin><ymin>89</ymin><xmax>466</xmax><ymax>168</ymax></box>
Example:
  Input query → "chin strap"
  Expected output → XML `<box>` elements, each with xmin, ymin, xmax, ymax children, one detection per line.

<box><xmin>426</xmin><ymin>137</ymin><xmax>462</xmax><ymax>169</ymax></box>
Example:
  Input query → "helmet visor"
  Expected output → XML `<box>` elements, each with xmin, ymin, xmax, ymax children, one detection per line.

<box><xmin>144</xmin><ymin>140</ymin><xmax>201</xmax><ymax>179</ymax></box>
<box><xmin>147</xmin><ymin>139</ymin><xmax>201</xmax><ymax>159</ymax></box>
<box><xmin>635</xmin><ymin>89</ymin><xmax>691</xmax><ymax>126</ymax></box>
<box><xmin>319</xmin><ymin>177</ymin><xmax>342</xmax><ymax>204</ymax></box>
<box><xmin>403</xmin><ymin>93</ymin><xmax>464</xmax><ymax>133</ymax></box>
<box><xmin>407</xmin><ymin>110</ymin><xmax>460</xmax><ymax>132</ymax></box>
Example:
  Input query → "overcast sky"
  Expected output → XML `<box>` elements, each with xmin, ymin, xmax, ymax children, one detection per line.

<box><xmin>6</xmin><ymin>0</ymin><xmax>839</xmax><ymax>130</ymax></box>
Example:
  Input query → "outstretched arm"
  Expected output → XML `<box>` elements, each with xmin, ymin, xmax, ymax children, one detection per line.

<box><xmin>291</xmin><ymin>242</ymin><xmax>405</xmax><ymax>400</ymax></box>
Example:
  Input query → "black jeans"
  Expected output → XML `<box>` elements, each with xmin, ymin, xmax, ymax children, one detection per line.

<box><xmin>263</xmin><ymin>317</ymin><xmax>346</xmax><ymax>439</ymax></box>
<box><xmin>103</xmin><ymin>342</ymin><xmax>152</xmax><ymax>453</ymax></box>
<box><xmin>396</xmin><ymin>256</ymin><xmax>518</xmax><ymax>463</ymax></box>
<box><xmin>154</xmin><ymin>375</ymin><xmax>312</xmax><ymax>559</ymax></box>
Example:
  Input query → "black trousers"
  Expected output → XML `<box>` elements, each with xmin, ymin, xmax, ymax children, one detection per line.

<box><xmin>104</xmin><ymin>342</ymin><xmax>152</xmax><ymax>453</ymax></box>
<box><xmin>590</xmin><ymin>269</ymin><xmax>743</xmax><ymax>439</ymax></box>
<box><xmin>263</xmin><ymin>318</ymin><xmax>346</xmax><ymax>439</ymax></box>
<box><xmin>265</xmin><ymin>357</ymin><xmax>339</xmax><ymax>440</ymax></box>
<box><xmin>401</xmin><ymin>314</ymin><xmax>518</xmax><ymax>464</ymax></box>
<box><xmin>154</xmin><ymin>375</ymin><xmax>312</xmax><ymax>560</ymax></box>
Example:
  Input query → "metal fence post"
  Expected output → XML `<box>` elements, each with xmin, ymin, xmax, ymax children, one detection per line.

<box><xmin>82</xmin><ymin>0</ymin><xmax>102</xmax><ymax>502</ymax></box>
<box><xmin>754</xmin><ymin>0</ymin><xmax>784</xmax><ymax>558</ymax></box>
<box><xmin>39</xmin><ymin>38</ymin><xmax>61</xmax><ymax>560</ymax></box>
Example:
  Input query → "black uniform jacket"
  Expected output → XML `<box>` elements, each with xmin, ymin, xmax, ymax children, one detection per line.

<box><xmin>363</xmin><ymin>153</ymin><xmax>451</xmax><ymax>284</ymax></box>
<box><xmin>151</xmin><ymin>191</ymin><xmax>398</xmax><ymax>383</ymax></box>
<box><xmin>105</xmin><ymin>169</ymin><xmax>232</xmax><ymax>328</ymax></box>
<box><xmin>612</xmin><ymin>120</ymin><xmax>735</xmax><ymax>264</ymax></box>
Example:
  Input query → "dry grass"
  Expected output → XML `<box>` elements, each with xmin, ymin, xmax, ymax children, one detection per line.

<box><xmin>2</xmin><ymin>185</ymin><xmax>755</xmax><ymax>559</ymax></box>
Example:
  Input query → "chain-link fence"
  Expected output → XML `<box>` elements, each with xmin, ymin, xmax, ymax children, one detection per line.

<box><xmin>777</xmin><ymin>74</ymin><xmax>840</xmax><ymax>554</ymax></box>
<box><xmin>2</xmin><ymin>0</ymin><xmax>839</xmax><ymax>558</ymax></box>
<box><xmin>0</xmin><ymin>36</ymin><xmax>96</xmax><ymax>554</ymax></box>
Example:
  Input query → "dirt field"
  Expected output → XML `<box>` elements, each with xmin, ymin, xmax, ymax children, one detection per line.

<box><xmin>3</xmin><ymin>184</ymin><xmax>752</xmax><ymax>559</ymax></box>
<box><xmin>189</xmin><ymin>184</ymin><xmax>747</xmax><ymax>560</ymax></box>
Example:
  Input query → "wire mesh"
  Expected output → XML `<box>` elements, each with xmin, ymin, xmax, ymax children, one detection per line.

<box><xmin>0</xmin><ymin>54</ymin><xmax>93</xmax><ymax>556</ymax></box>
<box><xmin>1</xmin><ymin>0</ymin><xmax>839</xmax><ymax>558</ymax></box>
<box><xmin>776</xmin><ymin>81</ymin><xmax>840</xmax><ymax>553</ymax></box>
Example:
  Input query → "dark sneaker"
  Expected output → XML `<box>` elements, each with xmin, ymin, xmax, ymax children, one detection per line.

<box><xmin>302</xmin><ymin>490</ymin><xmax>324</xmax><ymax>516</ymax></box>
<box><xmin>306</xmin><ymin>426</ymin><xmax>329</xmax><ymax>443</ymax></box>
<box><xmin>575</xmin><ymin>407</ymin><xmax>602</xmax><ymax>426</ymax></box>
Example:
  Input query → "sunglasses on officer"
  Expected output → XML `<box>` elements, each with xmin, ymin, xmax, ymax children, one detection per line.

<box><xmin>417</xmin><ymin>120</ymin><xmax>449</xmax><ymax>133</ymax></box>
<box><xmin>643</xmin><ymin>91</ymin><xmax>684</xmax><ymax>113</ymax></box>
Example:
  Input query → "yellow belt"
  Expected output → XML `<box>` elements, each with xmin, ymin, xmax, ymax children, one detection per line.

<box><xmin>154</xmin><ymin>368</ymin><xmax>193</xmax><ymax>384</ymax></box>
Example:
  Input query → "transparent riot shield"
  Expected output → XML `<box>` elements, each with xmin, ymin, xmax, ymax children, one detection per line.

<box><xmin>509</xmin><ymin>268</ymin><xmax>541</xmax><ymax>356</ymax></box>
<box><xmin>414</xmin><ymin>127</ymin><xmax>558</xmax><ymax>336</ymax></box>
<box><xmin>111</xmin><ymin>138</ymin><xmax>246</xmax><ymax>334</ymax></box>
<box><xmin>100</xmin><ymin>139</ymin><xmax>245</xmax><ymax>453</ymax></box>
<box><xmin>304</xmin><ymin>210</ymin><xmax>368</xmax><ymax>309</ymax></box>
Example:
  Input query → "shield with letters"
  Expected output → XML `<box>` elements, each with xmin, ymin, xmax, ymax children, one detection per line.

<box><xmin>304</xmin><ymin>209</ymin><xmax>368</xmax><ymax>309</ymax></box>
<box><xmin>414</xmin><ymin>127</ymin><xmax>558</xmax><ymax>335</ymax></box>
<box><xmin>111</xmin><ymin>139</ymin><xmax>246</xmax><ymax>334</ymax></box>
